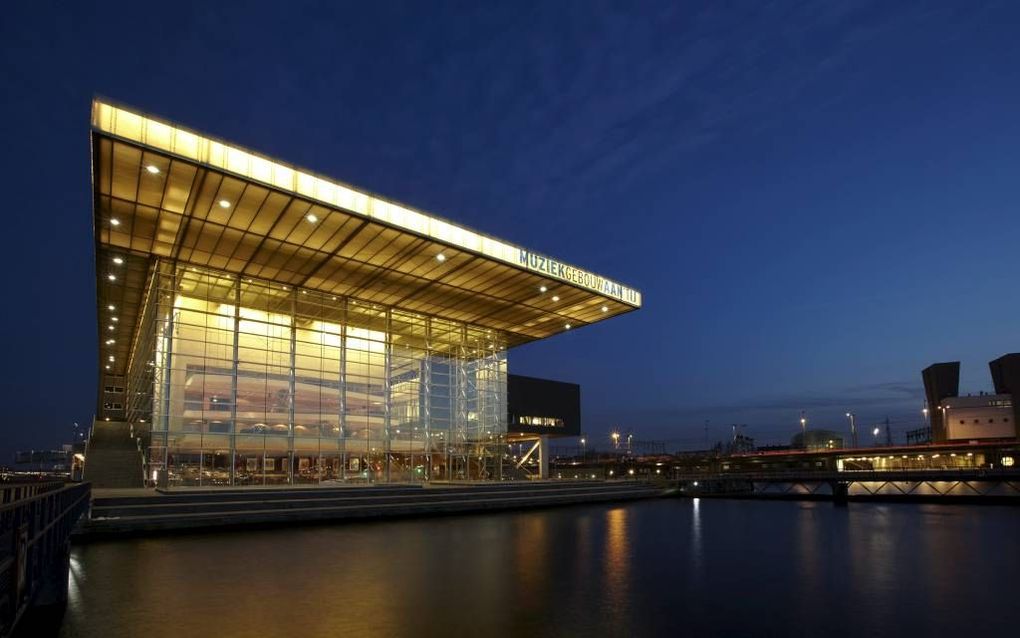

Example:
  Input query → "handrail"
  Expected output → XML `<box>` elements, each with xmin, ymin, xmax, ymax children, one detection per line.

<box><xmin>0</xmin><ymin>481</ymin><xmax>91</xmax><ymax>637</ymax></box>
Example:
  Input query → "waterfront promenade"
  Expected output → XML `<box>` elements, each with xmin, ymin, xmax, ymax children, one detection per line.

<box><xmin>77</xmin><ymin>481</ymin><xmax>664</xmax><ymax>538</ymax></box>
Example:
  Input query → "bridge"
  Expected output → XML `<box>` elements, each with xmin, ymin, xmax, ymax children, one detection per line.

<box><xmin>672</xmin><ymin>467</ymin><xmax>1020</xmax><ymax>502</ymax></box>
<box><xmin>0</xmin><ymin>481</ymin><xmax>91</xmax><ymax>638</ymax></box>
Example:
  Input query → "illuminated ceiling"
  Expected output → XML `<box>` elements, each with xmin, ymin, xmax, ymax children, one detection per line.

<box><xmin>91</xmin><ymin>99</ymin><xmax>642</xmax><ymax>374</ymax></box>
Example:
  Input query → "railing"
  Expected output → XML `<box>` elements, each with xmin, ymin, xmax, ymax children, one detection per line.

<box><xmin>0</xmin><ymin>481</ymin><xmax>91</xmax><ymax>637</ymax></box>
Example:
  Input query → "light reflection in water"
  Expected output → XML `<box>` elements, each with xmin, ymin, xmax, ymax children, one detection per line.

<box><xmin>690</xmin><ymin>497</ymin><xmax>702</xmax><ymax>572</ymax></box>
<box><xmin>603</xmin><ymin>506</ymin><xmax>631</xmax><ymax>618</ymax></box>
<box><xmin>57</xmin><ymin>500</ymin><xmax>1020</xmax><ymax>638</ymax></box>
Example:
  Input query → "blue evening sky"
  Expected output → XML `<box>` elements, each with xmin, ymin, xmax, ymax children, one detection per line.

<box><xmin>1</xmin><ymin>1</ymin><xmax>1018</xmax><ymax>456</ymax></box>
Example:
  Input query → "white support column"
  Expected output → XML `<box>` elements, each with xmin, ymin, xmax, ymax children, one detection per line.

<box><xmin>539</xmin><ymin>435</ymin><xmax>549</xmax><ymax>480</ymax></box>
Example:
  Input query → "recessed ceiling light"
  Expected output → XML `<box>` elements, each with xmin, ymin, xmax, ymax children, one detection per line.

<box><xmin>436</xmin><ymin>253</ymin><xmax>446</xmax><ymax>263</ymax></box>
<box><xmin>108</xmin><ymin>325</ymin><xmax>114</xmax><ymax>331</ymax></box>
<box><xmin>112</xmin><ymin>317</ymin><xmax>119</xmax><ymax>322</ymax></box>
<box><xmin>110</xmin><ymin>219</ymin><xmax>121</xmax><ymax>226</ymax></box>
<box><xmin>218</xmin><ymin>199</ymin><xmax>231</xmax><ymax>208</ymax></box>
<box><xmin>145</xmin><ymin>165</ymin><xmax>160</xmax><ymax>175</ymax></box>
<box><xmin>551</xmin><ymin>295</ymin><xmax>559</xmax><ymax>302</ymax></box>
<box><xmin>306</xmin><ymin>213</ymin><xmax>318</xmax><ymax>223</ymax></box>
<box><xmin>108</xmin><ymin>355</ymin><xmax>115</xmax><ymax>362</ymax></box>
<box><xmin>601</xmin><ymin>306</ymin><xmax>609</xmax><ymax>312</ymax></box>
<box><xmin>107</xmin><ymin>274</ymin><xmax>116</xmax><ymax>281</ymax></box>
<box><xmin>106</xmin><ymin>339</ymin><xmax>115</xmax><ymax>345</ymax></box>
<box><xmin>564</xmin><ymin>323</ymin><xmax>571</xmax><ymax>330</ymax></box>
<box><xmin>113</xmin><ymin>257</ymin><xmax>124</xmax><ymax>265</ymax></box>
<box><xmin>108</xmin><ymin>305</ymin><xmax>115</xmax><ymax>311</ymax></box>
<box><xmin>539</xmin><ymin>286</ymin><xmax>547</xmax><ymax>293</ymax></box>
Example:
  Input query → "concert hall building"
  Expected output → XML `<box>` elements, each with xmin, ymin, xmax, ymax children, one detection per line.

<box><xmin>89</xmin><ymin>99</ymin><xmax>640</xmax><ymax>486</ymax></box>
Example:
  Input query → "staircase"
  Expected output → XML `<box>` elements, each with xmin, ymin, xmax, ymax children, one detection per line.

<box><xmin>84</xmin><ymin>421</ymin><xmax>144</xmax><ymax>488</ymax></box>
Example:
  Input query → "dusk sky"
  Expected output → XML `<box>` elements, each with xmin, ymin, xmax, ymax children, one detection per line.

<box><xmin>2</xmin><ymin>1</ymin><xmax>1019</xmax><ymax>457</ymax></box>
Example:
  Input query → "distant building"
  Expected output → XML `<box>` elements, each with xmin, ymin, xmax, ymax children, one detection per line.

<box><xmin>13</xmin><ymin>449</ymin><xmax>72</xmax><ymax>473</ymax></box>
<box><xmin>791</xmin><ymin>429</ymin><xmax>844</xmax><ymax>450</ymax></box>
<box><xmin>922</xmin><ymin>354</ymin><xmax>1019</xmax><ymax>442</ymax></box>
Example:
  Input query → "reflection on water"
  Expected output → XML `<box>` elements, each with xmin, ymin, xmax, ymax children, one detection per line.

<box><xmin>60</xmin><ymin>500</ymin><xmax>1020</xmax><ymax>637</ymax></box>
<box><xmin>602</xmin><ymin>506</ymin><xmax>631</xmax><ymax>630</ymax></box>
<box><xmin>690</xmin><ymin>496</ymin><xmax>702</xmax><ymax>573</ymax></box>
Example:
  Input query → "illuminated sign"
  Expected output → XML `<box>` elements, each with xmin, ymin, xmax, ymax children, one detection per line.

<box><xmin>517</xmin><ymin>250</ymin><xmax>641</xmax><ymax>306</ymax></box>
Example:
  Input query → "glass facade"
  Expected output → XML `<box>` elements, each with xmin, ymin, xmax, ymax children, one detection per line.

<box><xmin>128</xmin><ymin>261</ymin><xmax>507</xmax><ymax>486</ymax></box>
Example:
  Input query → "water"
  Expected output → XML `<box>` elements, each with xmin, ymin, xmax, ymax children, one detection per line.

<box><xmin>60</xmin><ymin>499</ymin><xmax>1020</xmax><ymax>637</ymax></box>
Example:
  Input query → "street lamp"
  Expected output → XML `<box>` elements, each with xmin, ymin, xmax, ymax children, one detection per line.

<box><xmin>579</xmin><ymin>437</ymin><xmax>586</xmax><ymax>458</ymax></box>
<box><xmin>845</xmin><ymin>412</ymin><xmax>857</xmax><ymax>448</ymax></box>
<box><xmin>611</xmin><ymin>431</ymin><xmax>620</xmax><ymax>450</ymax></box>
<box><xmin>872</xmin><ymin>426</ymin><xmax>881</xmax><ymax>446</ymax></box>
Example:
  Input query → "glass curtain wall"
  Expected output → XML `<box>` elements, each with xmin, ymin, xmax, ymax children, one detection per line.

<box><xmin>139</xmin><ymin>261</ymin><xmax>507</xmax><ymax>486</ymax></box>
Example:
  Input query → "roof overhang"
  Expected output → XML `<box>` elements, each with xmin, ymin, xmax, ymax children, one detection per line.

<box><xmin>91</xmin><ymin>99</ymin><xmax>641</xmax><ymax>374</ymax></box>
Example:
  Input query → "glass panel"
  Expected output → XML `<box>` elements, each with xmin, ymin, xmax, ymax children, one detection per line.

<box><xmin>139</xmin><ymin>262</ymin><xmax>507</xmax><ymax>486</ymax></box>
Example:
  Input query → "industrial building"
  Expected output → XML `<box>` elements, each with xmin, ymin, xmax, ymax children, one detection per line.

<box><xmin>922</xmin><ymin>354</ymin><xmax>1019</xmax><ymax>442</ymax></box>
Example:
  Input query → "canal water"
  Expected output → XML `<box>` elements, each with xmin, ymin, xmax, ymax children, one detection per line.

<box><xmin>60</xmin><ymin>499</ymin><xmax>1019</xmax><ymax>637</ymax></box>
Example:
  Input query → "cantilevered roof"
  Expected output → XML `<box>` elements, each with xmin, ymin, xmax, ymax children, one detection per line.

<box><xmin>91</xmin><ymin>98</ymin><xmax>641</xmax><ymax>368</ymax></box>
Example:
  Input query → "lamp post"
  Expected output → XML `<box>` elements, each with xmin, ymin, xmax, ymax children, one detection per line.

<box><xmin>872</xmin><ymin>426</ymin><xmax>881</xmax><ymax>446</ymax></box>
<box><xmin>799</xmin><ymin>411</ymin><xmax>807</xmax><ymax>448</ymax></box>
<box><xmin>611</xmin><ymin>431</ymin><xmax>620</xmax><ymax>450</ymax></box>
<box><xmin>845</xmin><ymin>412</ymin><xmax>857</xmax><ymax>448</ymax></box>
<box><xmin>579</xmin><ymin>437</ymin><xmax>586</xmax><ymax>459</ymax></box>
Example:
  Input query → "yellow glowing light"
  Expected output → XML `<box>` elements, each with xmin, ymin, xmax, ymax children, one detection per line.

<box><xmin>539</xmin><ymin>286</ymin><xmax>547</xmax><ymax>293</ymax></box>
<box><xmin>107</xmin><ymin>274</ymin><xmax>116</xmax><ymax>281</ymax></box>
<box><xmin>601</xmin><ymin>306</ymin><xmax>608</xmax><ymax>312</ymax></box>
<box><xmin>145</xmin><ymin>164</ymin><xmax>160</xmax><ymax>174</ymax></box>
<box><xmin>113</xmin><ymin>257</ymin><xmax>124</xmax><ymax>265</ymax></box>
<box><xmin>91</xmin><ymin>100</ymin><xmax>642</xmax><ymax>307</ymax></box>
<box><xmin>436</xmin><ymin>253</ymin><xmax>446</xmax><ymax>263</ymax></box>
<box><xmin>110</xmin><ymin>218</ymin><xmax>120</xmax><ymax>226</ymax></box>
<box><xmin>564</xmin><ymin>323</ymin><xmax>571</xmax><ymax>330</ymax></box>
<box><xmin>108</xmin><ymin>305</ymin><xmax>115</xmax><ymax>311</ymax></box>
<box><xmin>551</xmin><ymin>295</ymin><xmax>560</xmax><ymax>302</ymax></box>
<box><xmin>305</xmin><ymin>213</ymin><xmax>318</xmax><ymax>223</ymax></box>
<box><xmin>218</xmin><ymin>199</ymin><xmax>231</xmax><ymax>208</ymax></box>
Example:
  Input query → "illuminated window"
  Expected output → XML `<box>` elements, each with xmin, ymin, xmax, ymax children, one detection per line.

<box><xmin>517</xmin><ymin>416</ymin><xmax>564</xmax><ymax>427</ymax></box>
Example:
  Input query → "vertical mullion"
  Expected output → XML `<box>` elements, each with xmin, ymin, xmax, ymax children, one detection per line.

<box><xmin>288</xmin><ymin>289</ymin><xmax>297</xmax><ymax>485</ymax></box>
<box><xmin>229</xmin><ymin>275</ymin><xmax>240</xmax><ymax>487</ymax></box>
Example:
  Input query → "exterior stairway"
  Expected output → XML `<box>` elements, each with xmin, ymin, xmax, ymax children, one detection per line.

<box><xmin>84</xmin><ymin>421</ymin><xmax>144</xmax><ymax>488</ymax></box>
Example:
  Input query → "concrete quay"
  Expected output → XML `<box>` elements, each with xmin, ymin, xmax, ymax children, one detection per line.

<box><xmin>76</xmin><ymin>481</ymin><xmax>666</xmax><ymax>539</ymax></box>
